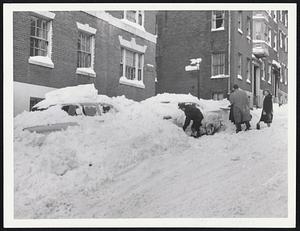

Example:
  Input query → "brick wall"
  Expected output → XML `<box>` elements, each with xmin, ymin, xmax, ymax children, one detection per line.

<box><xmin>13</xmin><ymin>11</ymin><xmax>156</xmax><ymax>104</ymax></box>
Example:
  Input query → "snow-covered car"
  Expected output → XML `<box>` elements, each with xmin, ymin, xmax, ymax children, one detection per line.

<box><xmin>141</xmin><ymin>94</ymin><xmax>231</xmax><ymax>136</ymax></box>
<box><xmin>22</xmin><ymin>84</ymin><xmax>118</xmax><ymax>134</ymax></box>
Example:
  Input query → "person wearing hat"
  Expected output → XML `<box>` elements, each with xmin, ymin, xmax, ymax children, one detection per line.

<box><xmin>178</xmin><ymin>103</ymin><xmax>204</xmax><ymax>138</ymax></box>
<box><xmin>256</xmin><ymin>89</ymin><xmax>273</xmax><ymax>129</ymax></box>
<box><xmin>229</xmin><ymin>84</ymin><xmax>252</xmax><ymax>133</ymax></box>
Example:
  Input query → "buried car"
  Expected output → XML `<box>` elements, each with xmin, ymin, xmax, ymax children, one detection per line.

<box><xmin>22</xmin><ymin>84</ymin><xmax>118</xmax><ymax>134</ymax></box>
<box><xmin>141</xmin><ymin>94</ymin><xmax>231</xmax><ymax>136</ymax></box>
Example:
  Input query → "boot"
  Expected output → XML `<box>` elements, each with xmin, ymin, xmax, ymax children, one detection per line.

<box><xmin>245</xmin><ymin>121</ymin><xmax>251</xmax><ymax>131</ymax></box>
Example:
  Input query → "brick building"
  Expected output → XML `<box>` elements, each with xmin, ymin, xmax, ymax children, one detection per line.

<box><xmin>156</xmin><ymin>10</ymin><xmax>289</xmax><ymax>108</ymax></box>
<box><xmin>156</xmin><ymin>11</ymin><xmax>253</xmax><ymax>103</ymax></box>
<box><xmin>252</xmin><ymin>10</ymin><xmax>288</xmax><ymax>107</ymax></box>
<box><xmin>13</xmin><ymin>10</ymin><xmax>157</xmax><ymax>116</ymax></box>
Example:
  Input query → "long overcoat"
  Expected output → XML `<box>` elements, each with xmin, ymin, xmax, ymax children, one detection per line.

<box><xmin>229</xmin><ymin>89</ymin><xmax>252</xmax><ymax>124</ymax></box>
<box><xmin>260</xmin><ymin>94</ymin><xmax>273</xmax><ymax>123</ymax></box>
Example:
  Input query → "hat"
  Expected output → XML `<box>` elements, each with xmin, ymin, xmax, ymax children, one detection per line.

<box><xmin>233</xmin><ymin>84</ymin><xmax>239</xmax><ymax>89</ymax></box>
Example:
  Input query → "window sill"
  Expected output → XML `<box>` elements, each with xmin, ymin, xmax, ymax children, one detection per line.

<box><xmin>28</xmin><ymin>56</ymin><xmax>54</xmax><ymax>69</ymax></box>
<box><xmin>246</xmin><ymin>79</ymin><xmax>251</xmax><ymax>84</ymax></box>
<box><xmin>210</xmin><ymin>74</ymin><xmax>229</xmax><ymax>79</ymax></box>
<box><xmin>238</xmin><ymin>28</ymin><xmax>243</xmax><ymax>34</ymax></box>
<box><xmin>237</xmin><ymin>75</ymin><xmax>243</xmax><ymax>80</ymax></box>
<box><xmin>268</xmin><ymin>81</ymin><xmax>272</xmax><ymax>85</ymax></box>
<box><xmin>121</xmin><ymin>18</ymin><xmax>145</xmax><ymax>32</ymax></box>
<box><xmin>119</xmin><ymin>76</ymin><xmax>145</xmax><ymax>89</ymax></box>
<box><xmin>76</xmin><ymin>68</ymin><xmax>96</xmax><ymax>77</ymax></box>
<box><xmin>247</xmin><ymin>35</ymin><xmax>251</xmax><ymax>41</ymax></box>
<box><xmin>261</xmin><ymin>77</ymin><xmax>265</xmax><ymax>81</ymax></box>
<box><xmin>211</xmin><ymin>27</ymin><xmax>225</xmax><ymax>32</ymax></box>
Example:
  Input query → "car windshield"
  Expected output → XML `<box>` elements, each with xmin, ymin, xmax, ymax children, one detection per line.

<box><xmin>62</xmin><ymin>105</ymin><xmax>79</xmax><ymax>116</ymax></box>
<box><xmin>83</xmin><ymin>105</ymin><xmax>98</xmax><ymax>116</ymax></box>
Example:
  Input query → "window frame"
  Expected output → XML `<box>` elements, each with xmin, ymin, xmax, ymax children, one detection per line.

<box><xmin>211</xmin><ymin>53</ymin><xmax>226</xmax><ymax>77</ymax></box>
<box><xmin>237</xmin><ymin>11</ymin><xmax>243</xmax><ymax>34</ymax></box>
<box><xmin>123</xmin><ymin>10</ymin><xmax>145</xmax><ymax>27</ymax></box>
<box><xmin>75</xmin><ymin>22</ymin><xmax>97</xmax><ymax>77</ymax></box>
<box><xmin>211</xmin><ymin>11</ymin><xmax>225</xmax><ymax>31</ymax></box>
<box><xmin>28</xmin><ymin>11</ymin><xmax>55</xmax><ymax>68</ymax></box>
<box><xmin>273</xmin><ymin>32</ymin><xmax>277</xmax><ymax>51</ymax></box>
<box><xmin>267</xmin><ymin>27</ymin><xmax>272</xmax><ymax>46</ymax></box>
<box><xmin>246</xmin><ymin>58</ymin><xmax>251</xmax><ymax>83</ymax></box>
<box><xmin>237</xmin><ymin>53</ymin><xmax>243</xmax><ymax>79</ymax></box>
<box><xmin>268</xmin><ymin>63</ymin><xmax>272</xmax><ymax>84</ymax></box>
<box><xmin>261</xmin><ymin>60</ymin><xmax>266</xmax><ymax>80</ymax></box>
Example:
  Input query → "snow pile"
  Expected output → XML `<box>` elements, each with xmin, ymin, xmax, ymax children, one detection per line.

<box><xmin>13</xmin><ymin>91</ymin><xmax>288</xmax><ymax>219</ymax></box>
<box><xmin>34</xmin><ymin>84</ymin><xmax>98</xmax><ymax>109</ymax></box>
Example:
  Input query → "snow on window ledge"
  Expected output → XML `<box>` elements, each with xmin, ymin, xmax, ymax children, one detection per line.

<box><xmin>76</xmin><ymin>68</ymin><xmax>96</xmax><ymax>77</ymax></box>
<box><xmin>121</xmin><ymin>18</ymin><xmax>146</xmax><ymax>32</ymax></box>
<box><xmin>247</xmin><ymin>35</ymin><xmax>251</xmax><ymax>40</ymax></box>
<box><xmin>210</xmin><ymin>74</ymin><xmax>229</xmax><ymax>79</ymax></box>
<box><xmin>246</xmin><ymin>79</ymin><xmax>251</xmax><ymax>84</ymax></box>
<box><xmin>28</xmin><ymin>56</ymin><xmax>54</xmax><ymax>68</ymax></box>
<box><xmin>119</xmin><ymin>76</ymin><xmax>145</xmax><ymax>89</ymax></box>
<box><xmin>268</xmin><ymin>80</ymin><xmax>272</xmax><ymax>85</ymax></box>
<box><xmin>211</xmin><ymin>27</ymin><xmax>225</xmax><ymax>32</ymax></box>
<box><xmin>237</xmin><ymin>75</ymin><xmax>243</xmax><ymax>80</ymax></box>
<box><xmin>238</xmin><ymin>28</ymin><xmax>243</xmax><ymax>34</ymax></box>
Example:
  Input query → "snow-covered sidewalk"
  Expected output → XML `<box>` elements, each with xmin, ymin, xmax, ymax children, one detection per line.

<box><xmin>13</xmin><ymin>94</ymin><xmax>288</xmax><ymax>218</ymax></box>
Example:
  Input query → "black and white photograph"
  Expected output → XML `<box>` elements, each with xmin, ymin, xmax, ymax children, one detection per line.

<box><xmin>3</xmin><ymin>3</ymin><xmax>296</xmax><ymax>228</ymax></box>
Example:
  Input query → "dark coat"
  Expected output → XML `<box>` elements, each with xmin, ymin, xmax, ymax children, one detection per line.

<box><xmin>260</xmin><ymin>94</ymin><xmax>273</xmax><ymax>123</ymax></box>
<box><xmin>229</xmin><ymin>105</ymin><xmax>235</xmax><ymax>123</ymax></box>
<box><xmin>229</xmin><ymin>89</ymin><xmax>252</xmax><ymax>124</ymax></box>
<box><xmin>182</xmin><ymin>105</ymin><xmax>204</xmax><ymax>131</ymax></box>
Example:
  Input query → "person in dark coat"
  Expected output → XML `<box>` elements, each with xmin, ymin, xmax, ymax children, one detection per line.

<box><xmin>229</xmin><ymin>84</ymin><xmax>252</xmax><ymax>133</ymax></box>
<box><xmin>256</xmin><ymin>90</ymin><xmax>273</xmax><ymax>129</ymax></box>
<box><xmin>178</xmin><ymin>103</ymin><xmax>204</xmax><ymax>138</ymax></box>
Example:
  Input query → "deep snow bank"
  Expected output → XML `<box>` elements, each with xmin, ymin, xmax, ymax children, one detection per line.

<box><xmin>14</xmin><ymin>91</ymin><xmax>288</xmax><ymax>219</ymax></box>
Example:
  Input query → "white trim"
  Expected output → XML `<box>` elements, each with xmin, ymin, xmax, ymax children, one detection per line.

<box><xmin>211</xmin><ymin>27</ymin><xmax>224</xmax><ymax>32</ymax></box>
<box><xmin>83</xmin><ymin>11</ymin><xmax>156</xmax><ymax>44</ymax></box>
<box><xmin>253</xmin><ymin>15</ymin><xmax>269</xmax><ymax>22</ymax></box>
<box><xmin>31</xmin><ymin>11</ymin><xmax>55</xmax><ymax>19</ymax></box>
<box><xmin>119</xmin><ymin>76</ymin><xmax>145</xmax><ymax>89</ymax></box>
<box><xmin>238</xmin><ymin>28</ymin><xmax>243</xmax><ymax>35</ymax></box>
<box><xmin>210</xmin><ymin>74</ymin><xmax>229</xmax><ymax>79</ymax></box>
<box><xmin>237</xmin><ymin>75</ymin><xmax>243</xmax><ymax>80</ymax></box>
<box><xmin>121</xmin><ymin>18</ymin><xmax>146</xmax><ymax>31</ymax></box>
<box><xmin>76</xmin><ymin>22</ymin><xmax>97</xmax><ymax>34</ymax></box>
<box><xmin>246</xmin><ymin>79</ymin><xmax>251</xmax><ymax>84</ymax></box>
<box><xmin>118</xmin><ymin>35</ymin><xmax>147</xmax><ymax>53</ymax></box>
<box><xmin>246</xmin><ymin>35</ymin><xmax>251</xmax><ymax>41</ymax></box>
<box><xmin>253</xmin><ymin>39</ymin><xmax>269</xmax><ymax>46</ymax></box>
<box><xmin>76</xmin><ymin>68</ymin><xmax>96</xmax><ymax>77</ymax></box>
<box><xmin>28</xmin><ymin>56</ymin><xmax>54</xmax><ymax>68</ymax></box>
<box><xmin>272</xmin><ymin>60</ymin><xmax>281</xmax><ymax>69</ymax></box>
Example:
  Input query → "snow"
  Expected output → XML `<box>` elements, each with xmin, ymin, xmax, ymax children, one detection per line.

<box><xmin>14</xmin><ymin>92</ymin><xmax>288</xmax><ymax>219</ymax></box>
<box><xmin>76</xmin><ymin>68</ymin><xmax>96</xmax><ymax>77</ymax></box>
<box><xmin>119</xmin><ymin>76</ymin><xmax>145</xmax><ymax>89</ymax></box>
<box><xmin>272</xmin><ymin>60</ymin><xmax>282</xmax><ymax>69</ymax></box>
<box><xmin>28</xmin><ymin>56</ymin><xmax>54</xmax><ymax>68</ymax></box>
<box><xmin>34</xmin><ymin>84</ymin><xmax>98</xmax><ymax>109</ymax></box>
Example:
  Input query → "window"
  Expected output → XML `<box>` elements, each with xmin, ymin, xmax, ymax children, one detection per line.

<box><xmin>279</xmin><ymin>31</ymin><xmax>283</xmax><ymax>48</ymax></box>
<box><xmin>246</xmin><ymin>16</ymin><xmax>251</xmax><ymax>38</ymax></box>
<box><xmin>284</xmin><ymin>68</ymin><xmax>288</xmax><ymax>85</ymax></box>
<box><xmin>120</xmin><ymin>48</ymin><xmax>144</xmax><ymax>82</ymax></box>
<box><xmin>212</xmin><ymin>92</ymin><xmax>224</xmax><ymax>101</ymax></box>
<box><xmin>280</xmin><ymin>66</ymin><xmax>284</xmax><ymax>82</ymax></box>
<box><xmin>274</xmin><ymin>32</ymin><xmax>277</xmax><ymax>50</ymax></box>
<box><xmin>273</xmin><ymin>10</ymin><xmax>277</xmax><ymax>22</ymax></box>
<box><xmin>268</xmin><ymin>28</ymin><xmax>272</xmax><ymax>46</ymax></box>
<box><xmin>285</xmin><ymin>12</ymin><xmax>288</xmax><ymax>26</ymax></box>
<box><xmin>29</xmin><ymin>97</ymin><xmax>44</xmax><ymax>111</ymax></box>
<box><xmin>77</xmin><ymin>32</ymin><xmax>92</xmax><ymax>68</ymax></box>
<box><xmin>28</xmin><ymin>12</ymin><xmax>55</xmax><ymax>68</ymax></box>
<box><xmin>30</xmin><ymin>16</ymin><xmax>49</xmax><ymax>57</ymax></box>
<box><xmin>76</xmin><ymin>22</ymin><xmax>96</xmax><ymax>77</ymax></box>
<box><xmin>118</xmin><ymin>36</ymin><xmax>146</xmax><ymax>88</ymax></box>
<box><xmin>238</xmin><ymin>11</ymin><xmax>243</xmax><ymax>33</ymax></box>
<box><xmin>280</xmin><ymin>10</ymin><xmax>283</xmax><ymax>22</ymax></box>
<box><xmin>261</xmin><ymin>61</ymin><xmax>265</xmax><ymax>80</ymax></box>
<box><xmin>124</xmin><ymin>10</ymin><xmax>144</xmax><ymax>26</ymax></box>
<box><xmin>246</xmin><ymin>58</ymin><xmax>251</xmax><ymax>83</ymax></box>
<box><xmin>268</xmin><ymin>63</ymin><xmax>272</xmax><ymax>84</ymax></box>
<box><xmin>211</xmin><ymin>53</ymin><xmax>225</xmax><ymax>76</ymax></box>
<box><xmin>237</xmin><ymin>53</ymin><xmax>242</xmax><ymax>79</ymax></box>
<box><xmin>212</xmin><ymin>11</ymin><xmax>225</xmax><ymax>30</ymax></box>
<box><xmin>285</xmin><ymin>36</ymin><xmax>288</xmax><ymax>52</ymax></box>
